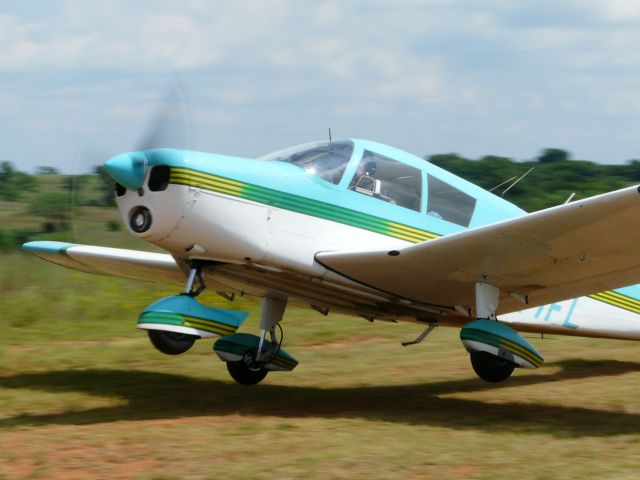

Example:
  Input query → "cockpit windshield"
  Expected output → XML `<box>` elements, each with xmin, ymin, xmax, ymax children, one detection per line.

<box><xmin>259</xmin><ymin>140</ymin><xmax>353</xmax><ymax>185</ymax></box>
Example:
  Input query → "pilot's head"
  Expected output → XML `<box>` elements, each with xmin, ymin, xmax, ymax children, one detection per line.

<box><xmin>363</xmin><ymin>159</ymin><xmax>377</xmax><ymax>176</ymax></box>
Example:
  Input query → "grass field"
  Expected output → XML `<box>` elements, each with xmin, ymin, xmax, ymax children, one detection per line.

<box><xmin>2</xmin><ymin>199</ymin><xmax>640</xmax><ymax>479</ymax></box>
<box><xmin>3</xmin><ymin>252</ymin><xmax>640</xmax><ymax>479</ymax></box>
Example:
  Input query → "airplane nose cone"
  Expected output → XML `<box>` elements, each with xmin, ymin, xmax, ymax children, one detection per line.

<box><xmin>104</xmin><ymin>151</ymin><xmax>148</xmax><ymax>190</ymax></box>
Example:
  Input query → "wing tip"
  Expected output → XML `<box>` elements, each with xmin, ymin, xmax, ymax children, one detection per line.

<box><xmin>22</xmin><ymin>241</ymin><xmax>77</xmax><ymax>255</ymax></box>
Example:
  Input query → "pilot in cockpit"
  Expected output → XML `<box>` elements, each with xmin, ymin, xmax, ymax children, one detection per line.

<box><xmin>350</xmin><ymin>152</ymin><xmax>398</xmax><ymax>205</ymax></box>
<box><xmin>351</xmin><ymin>153</ymin><xmax>378</xmax><ymax>189</ymax></box>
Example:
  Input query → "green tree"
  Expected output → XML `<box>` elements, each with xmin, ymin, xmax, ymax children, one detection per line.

<box><xmin>427</xmin><ymin>149</ymin><xmax>633</xmax><ymax>212</ymax></box>
<box><xmin>537</xmin><ymin>148</ymin><xmax>570</xmax><ymax>163</ymax></box>
<box><xmin>0</xmin><ymin>228</ymin><xmax>9</xmax><ymax>252</ymax></box>
<box><xmin>0</xmin><ymin>161</ymin><xmax>20</xmax><ymax>200</ymax></box>
<box><xmin>36</xmin><ymin>166</ymin><xmax>60</xmax><ymax>175</ymax></box>
<box><xmin>625</xmin><ymin>159</ymin><xmax>640</xmax><ymax>181</ymax></box>
<box><xmin>29</xmin><ymin>192</ymin><xmax>74</xmax><ymax>231</ymax></box>
<box><xmin>0</xmin><ymin>161</ymin><xmax>36</xmax><ymax>201</ymax></box>
<box><xmin>94</xmin><ymin>166</ymin><xmax>116</xmax><ymax>206</ymax></box>
<box><xmin>60</xmin><ymin>175</ymin><xmax>87</xmax><ymax>207</ymax></box>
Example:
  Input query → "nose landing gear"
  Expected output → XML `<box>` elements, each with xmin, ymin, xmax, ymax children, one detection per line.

<box><xmin>214</xmin><ymin>295</ymin><xmax>299</xmax><ymax>386</ymax></box>
<box><xmin>226</xmin><ymin>349</ymin><xmax>270</xmax><ymax>386</ymax></box>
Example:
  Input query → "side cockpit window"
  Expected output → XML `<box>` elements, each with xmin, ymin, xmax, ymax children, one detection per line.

<box><xmin>426</xmin><ymin>175</ymin><xmax>477</xmax><ymax>227</ymax></box>
<box><xmin>348</xmin><ymin>150</ymin><xmax>422</xmax><ymax>211</ymax></box>
<box><xmin>260</xmin><ymin>140</ymin><xmax>353</xmax><ymax>185</ymax></box>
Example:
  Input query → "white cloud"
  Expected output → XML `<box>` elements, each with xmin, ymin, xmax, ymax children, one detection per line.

<box><xmin>4</xmin><ymin>0</ymin><xmax>640</xmax><ymax>170</ymax></box>
<box><xmin>0</xmin><ymin>2</ymin><xmax>292</xmax><ymax>70</ymax></box>
<box><xmin>311</xmin><ymin>2</ymin><xmax>342</xmax><ymax>27</ymax></box>
<box><xmin>595</xmin><ymin>0</ymin><xmax>640</xmax><ymax>22</ymax></box>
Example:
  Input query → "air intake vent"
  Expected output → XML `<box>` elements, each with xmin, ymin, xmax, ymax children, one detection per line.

<box><xmin>148</xmin><ymin>166</ymin><xmax>170</xmax><ymax>192</ymax></box>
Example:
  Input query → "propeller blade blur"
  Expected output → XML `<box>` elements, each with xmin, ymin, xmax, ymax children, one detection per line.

<box><xmin>136</xmin><ymin>80</ymin><xmax>193</xmax><ymax>151</ymax></box>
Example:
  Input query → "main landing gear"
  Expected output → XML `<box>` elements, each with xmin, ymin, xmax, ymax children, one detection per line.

<box><xmin>142</xmin><ymin>266</ymin><xmax>207</xmax><ymax>356</ymax></box>
<box><xmin>147</xmin><ymin>329</ymin><xmax>197</xmax><ymax>355</ymax></box>
<box><xmin>469</xmin><ymin>351</ymin><xmax>515</xmax><ymax>383</ymax></box>
<box><xmin>460</xmin><ymin>282</ymin><xmax>544</xmax><ymax>383</ymax></box>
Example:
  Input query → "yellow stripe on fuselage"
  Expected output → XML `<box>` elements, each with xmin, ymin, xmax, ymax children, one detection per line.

<box><xmin>597</xmin><ymin>290</ymin><xmax>640</xmax><ymax>309</ymax></box>
<box><xmin>590</xmin><ymin>291</ymin><xmax>640</xmax><ymax>314</ymax></box>
<box><xmin>388</xmin><ymin>222</ymin><xmax>439</xmax><ymax>241</ymax></box>
<box><xmin>171</xmin><ymin>167</ymin><xmax>244</xmax><ymax>188</ymax></box>
<box><xmin>171</xmin><ymin>172</ymin><xmax>244</xmax><ymax>195</ymax></box>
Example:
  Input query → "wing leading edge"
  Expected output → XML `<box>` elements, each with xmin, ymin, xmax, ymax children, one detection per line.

<box><xmin>23</xmin><ymin>241</ymin><xmax>185</xmax><ymax>284</ymax></box>
<box><xmin>316</xmin><ymin>185</ymin><xmax>640</xmax><ymax>316</ymax></box>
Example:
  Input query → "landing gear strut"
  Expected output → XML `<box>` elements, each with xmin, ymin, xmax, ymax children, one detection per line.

<box><xmin>184</xmin><ymin>265</ymin><xmax>206</xmax><ymax>297</ymax></box>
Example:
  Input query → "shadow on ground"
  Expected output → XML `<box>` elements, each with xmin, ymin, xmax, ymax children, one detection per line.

<box><xmin>1</xmin><ymin>358</ymin><xmax>639</xmax><ymax>437</ymax></box>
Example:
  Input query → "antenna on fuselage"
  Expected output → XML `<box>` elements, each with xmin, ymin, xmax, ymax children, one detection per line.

<box><xmin>488</xmin><ymin>176</ymin><xmax>517</xmax><ymax>193</ymax></box>
<box><xmin>328</xmin><ymin>128</ymin><xmax>332</xmax><ymax>141</ymax></box>
<box><xmin>500</xmin><ymin>166</ymin><xmax>535</xmax><ymax>198</ymax></box>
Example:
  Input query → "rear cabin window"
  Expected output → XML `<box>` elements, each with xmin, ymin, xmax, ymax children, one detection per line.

<box><xmin>426</xmin><ymin>175</ymin><xmax>477</xmax><ymax>227</ymax></box>
<box><xmin>348</xmin><ymin>150</ymin><xmax>422</xmax><ymax>212</ymax></box>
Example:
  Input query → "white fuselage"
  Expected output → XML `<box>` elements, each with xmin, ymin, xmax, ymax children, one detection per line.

<box><xmin>115</xmin><ymin>180</ymin><xmax>640</xmax><ymax>340</ymax></box>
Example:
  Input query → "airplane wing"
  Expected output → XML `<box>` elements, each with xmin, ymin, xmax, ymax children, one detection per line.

<box><xmin>23</xmin><ymin>241</ymin><xmax>185</xmax><ymax>284</ymax></box>
<box><xmin>316</xmin><ymin>185</ymin><xmax>640</xmax><ymax>316</ymax></box>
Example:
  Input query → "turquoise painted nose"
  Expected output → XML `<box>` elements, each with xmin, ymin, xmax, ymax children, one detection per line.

<box><xmin>104</xmin><ymin>151</ymin><xmax>148</xmax><ymax>190</ymax></box>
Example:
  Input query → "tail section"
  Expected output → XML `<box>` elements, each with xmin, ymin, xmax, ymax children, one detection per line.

<box><xmin>500</xmin><ymin>284</ymin><xmax>640</xmax><ymax>340</ymax></box>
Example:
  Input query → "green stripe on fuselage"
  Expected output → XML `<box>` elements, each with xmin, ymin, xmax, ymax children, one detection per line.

<box><xmin>169</xmin><ymin>167</ymin><xmax>438</xmax><ymax>244</ymax></box>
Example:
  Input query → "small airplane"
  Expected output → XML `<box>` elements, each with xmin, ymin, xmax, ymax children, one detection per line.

<box><xmin>23</xmin><ymin>138</ymin><xmax>640</xmax><ymax>385</ymax></box>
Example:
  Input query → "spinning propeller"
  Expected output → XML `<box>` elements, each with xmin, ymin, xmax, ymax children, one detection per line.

<box><xmin>105</xmin><ymin>81</ymin><xmax>193</xmax><ymax>191</ymax></box>
<box><xmin>67</xmin><ymin>80</ymin><xmax>193</xmax><ymax>241</ymax></box>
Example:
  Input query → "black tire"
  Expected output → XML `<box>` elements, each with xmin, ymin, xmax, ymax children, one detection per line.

<box><xmin>226</xmin><ymin>361</ymin><xmax>269</xmax><ymax>386</ymax></box>
<box><xmin>147</xmin><ymin>330</ymin><xmax>197</xmax><ymax>355</ymax></box>
<box><xmin>470</xmin><ymin>351</ymin><xmax>515</xmax><ymax>383</ymax></box>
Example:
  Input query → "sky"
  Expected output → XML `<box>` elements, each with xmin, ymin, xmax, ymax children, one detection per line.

<box><xmin>3</xmin><ymin>0</ymin><xmax>640</xmax><ymax>173</ymax></box>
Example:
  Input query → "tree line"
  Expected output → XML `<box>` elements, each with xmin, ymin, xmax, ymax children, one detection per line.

<box><xmin>0</xmin><ymin>162</ymin><xmax>116</xmax><ymax>251</ymax></box>
<box><xmin>428</xmin><ymin>148</ymin><xmax>640</xmax><ymax>212</ymax></box>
